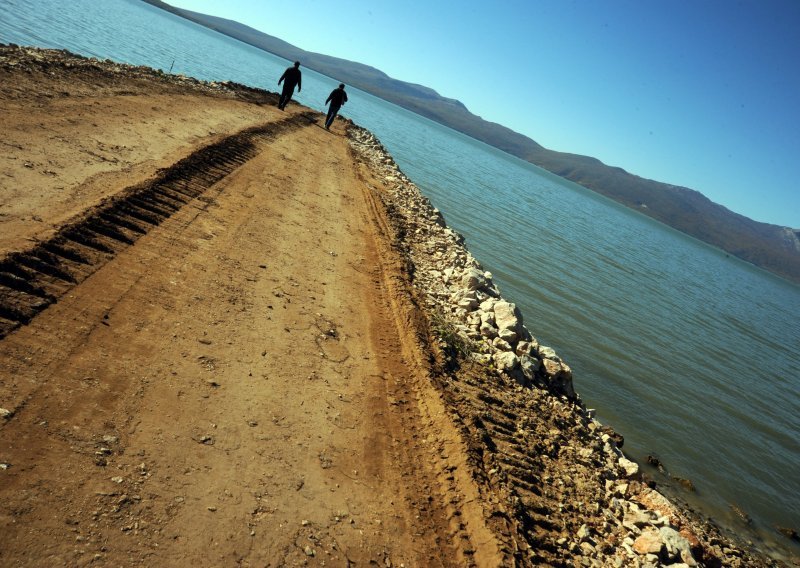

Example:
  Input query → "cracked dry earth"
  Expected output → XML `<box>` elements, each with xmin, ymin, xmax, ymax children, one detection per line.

<box><xmin>0</xmin><ymin>48</ymin><xmax>504</xmax><ymax>566</ymax></box>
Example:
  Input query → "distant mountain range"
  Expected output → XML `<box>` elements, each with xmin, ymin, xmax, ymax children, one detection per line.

<box><xmin>144</xmin><ymin>0</ymin><xmax>800</xmax><ymax>285</ymax></box>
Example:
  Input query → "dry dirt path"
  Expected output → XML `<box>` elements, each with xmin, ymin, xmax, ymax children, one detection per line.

<box><xmin>0</xmin><ymin>50</ymin><xmax>505</xmax><ymax>566</ymax></box>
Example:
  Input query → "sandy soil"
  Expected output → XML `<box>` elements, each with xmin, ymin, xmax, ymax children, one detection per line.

<box><xmin>1</xmin><ymin>46</ymin><xmax>793</xmax><ymax>568</ymax></box>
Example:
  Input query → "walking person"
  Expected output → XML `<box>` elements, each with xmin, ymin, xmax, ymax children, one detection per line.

<box><xmin>324</xmin><ymin>83</ymin><xmax>348</xmax><ymax>130</ymax></box>
<box><xmin>277</xmin><ymin>61</ymin><xmax>301</xmax><ymax>110</ymax></box>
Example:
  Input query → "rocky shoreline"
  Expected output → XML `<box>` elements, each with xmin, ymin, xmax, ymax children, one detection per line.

<box><xmin>1</xmin><ymin>44</ymin><xmax>794</xmax><ymax>566</ymax></box>
<box><xmin>347</xmin><ymin>125</ymin><xmax>792</xmax><ymax>567</ymax></box>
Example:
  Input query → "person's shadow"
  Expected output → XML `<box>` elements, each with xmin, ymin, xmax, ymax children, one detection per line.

<box><xmin>291</xmin><ymin>111</ymin><xmax>341</xmax><ymax>134</ymax></box>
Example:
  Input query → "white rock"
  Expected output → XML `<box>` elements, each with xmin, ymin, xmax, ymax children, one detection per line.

<box><xmin>619</xmin><ymin>457</ymin><xmax>639</xmax><ymax>477</ymax></box>
<box><xmin>659</xmin><ymin>527</ymin><xmax>697</xmax><ymax>566</ymax></box>
<box><xmin>492</xmin><ymin>337</ymin><xmax>513</xmax><ymax>351</ymax></box>
<box><xmin>457</xmin><ymin>298</ymin><xmax>477</xmax><ymax>310</ymax></box>
<box><xmin>461</xmin><ymin>267</ymin><xmax>486</xmax><ymax>291</ymax></box>
<box><xmin>498</xmin><ymin>327</ymin><xmax>518</xmax><ymax>344</ymax></box>
<box><xmin>623</xmin><ymin>507</ymin><xmax>655</xmax><ymax>529</ymax></box>
<box><xmin>515</xmin><ymin>340</ymin><xmax>532</xmax><ymax>356</ymax></box>
<box><xmin>541</xmin><ymin>358</ymin><xmax>563</xmax><ymax>378</ymax></box>
<box><xmin>494</xmin><ymin>352</ymin><xmax>519</xmax><ymax>372</ymax></box>
<box><xmin>519</xmin><ymin>354</ymin><xmax>540</xmax><ymax>380</ymax></box>
<box><xmin>479</xmin><ymin>310</ymin><xmax>495</xmax><ymax>326</ymax></box>
<box><xmin>538</xmin><ymin>345</ymin><xmax>560</xmax><ymax>360</ymax></box>
<box><xmin>493</xmin><ymin>301</ymin><xmax>521</xmax><ymax>333</ymax></box>
<box><xmin>479</xmin><ymin>322</ymin><xmax>498</xmax><ymax>338</ymax></box>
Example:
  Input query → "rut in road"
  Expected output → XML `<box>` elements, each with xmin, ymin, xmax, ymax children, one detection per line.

<box><xmin>0</xmin><ymin>114</ymin><xmax>314</xmax><ymax>339</ymax></box>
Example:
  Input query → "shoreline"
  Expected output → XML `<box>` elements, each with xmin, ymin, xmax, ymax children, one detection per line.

<box><xmin>0</xmin><ymin>44</ymin><xmax>796</xmax><ymax>566</ymax></box>
<box><xmin>346</xmin><ymin>124</ymin><xmax>796</xmax><ymax>567</ymax></box>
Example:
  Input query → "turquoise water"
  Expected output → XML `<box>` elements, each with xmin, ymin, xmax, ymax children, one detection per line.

<box><xmin>2</xmin><ymin>0</ymin><xmax>799</xmax><ymax>557</ymax></box>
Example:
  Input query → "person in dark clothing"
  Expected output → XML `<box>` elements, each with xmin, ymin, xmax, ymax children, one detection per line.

<box><xmin>277</xmin><ymin>61</ymin><xmax>301</xmax><ymax>110</ymax></box>
<box><xmin>324</xmin><ymin>83</ymin><xmax>348</xmax><ymax>130</ymax></box>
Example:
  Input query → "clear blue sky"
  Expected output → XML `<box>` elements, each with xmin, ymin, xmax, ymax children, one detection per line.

<box><xmin>169</xmin><ymin>0</ymin><xmax>800</xmax><ymax>228</ymax></box>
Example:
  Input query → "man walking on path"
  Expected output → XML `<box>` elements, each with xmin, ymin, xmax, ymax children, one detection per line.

<box><xmin>324</xmin><ymin>83</ymin><xmax>348</xmax><ymax>130</ymax></box>
<box><xmin>277</xmin><ymin>61</ymin><xmax>302</xmax><ymax>110</ymax></box>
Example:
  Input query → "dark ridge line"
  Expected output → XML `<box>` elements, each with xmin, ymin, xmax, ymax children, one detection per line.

<box><xmin>0</xmin><ymin>115</ymin><xmax>311</xmax><ymax>339</ymax></box>
<box><xmin>126</xmin><ymin>197</ymin><xmax>173</xmax><ymax>218</ymax></box>
<box><xmin>63</xmin><ymin>229</ymin><xmax>115</xmax><ymax>255</ymax></box>
<box><xmin>99</xmin><ymin>211</ymin><xmax>150</xmax><ymax>234</ymax></box>
<box><xmin>0</xmin><ymin>272</ymin><xmax>54</xmax><ymax>300</ymax></box>
<box><xmin>41</xmin><ymin>241</ymin><xmax>92</xmax><ymax>266</ymax></box>
<box><xmin>16</xmin><ymin>253</ymin><xmax>77</xmax><ymax>284</ymax></box>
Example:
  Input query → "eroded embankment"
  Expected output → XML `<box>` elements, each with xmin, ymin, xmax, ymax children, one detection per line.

<box><xmin>347</xmin><ymin>124</ymin><xmax>779</xmax><ymax>567</ymax></box>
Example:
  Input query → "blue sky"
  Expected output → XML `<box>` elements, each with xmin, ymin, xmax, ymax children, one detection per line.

<box><xmin>169</xmin><ymin>0</ymin><xmax>800</xmax><ymax>228</ymax></box>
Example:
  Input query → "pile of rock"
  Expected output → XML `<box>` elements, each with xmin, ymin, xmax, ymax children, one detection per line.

<box><xmin>348</xmin><ymin>126</ymin><xmax>575</xmax><ymax>399</ymax></box>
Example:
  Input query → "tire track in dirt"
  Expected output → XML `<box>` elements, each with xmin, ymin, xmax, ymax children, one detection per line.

<box><xmin>0</xmin><ymin>114</ymin><xmax>314</xmax><ymax>339</ymax></box>
<box><xmin>352</xmin><ymin>148</ymin><xmax>511</xmax><ymax>566</ymax></box>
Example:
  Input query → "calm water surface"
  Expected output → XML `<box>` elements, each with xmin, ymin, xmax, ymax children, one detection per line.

<box><xmin>2</xmin><ymin>0</ymin><xmax>799</xmax><ymax>558</ymax></box>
